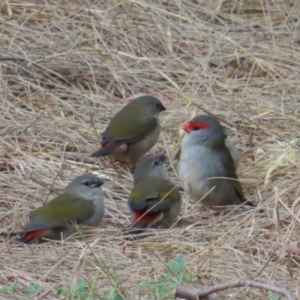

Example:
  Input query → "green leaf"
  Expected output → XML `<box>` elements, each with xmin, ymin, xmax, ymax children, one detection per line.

<box><xmin>2</xmin><ymin>283</ymin><xmax>19</xmax><ymax>292</ymax></box>
<box><xmin>138</xmin><ymin>257</ymin><xmax>194</xmax><ymax>298</ymax></box>
<box><xmin>27</xmin><ymin>283</ymin><xmax>40</xmax><ymax>294</ymax></box>
<box><xmin>57</xmin><ymin>286</ymin><xmax>70</xmax><ymax>295</ymax></box>
<box><xmin>268</xmin><ymin>296</ymin><xmax>285</xmax><ymax>300</ymax></box>
<box><xmin>73</xmin><ymin>281</ymin><xmax>88</xmax><ymax>297</ymax></box>
<box><xmin>181</xmin><ymin>274</ymin><xmax>197</xmax><ymax>284</ymax></box>
<box><xmin>151</xmin><ymin>283</ymin><xmax>173</xmax><ymax>299</ymax></box>
<box><xmin>101</xmin><ymin>291</ymin><xmax>110</xmax><ymax>299</ymax></box>
<box><xmin>138</xmin><ymin>278</ymin><xmax>152</xmax><ymax>290</ymax></box>
<box><xmin>168</xmin><ymin>256</ymin><xmax>185</xmax><ymax>275</ymax></box>
<box><xmin>164</xmin><ymin>273</ymin><xmax>172</xmax><ymax>281</ymax></box>
<box><xmin>167</xmin><ymin>282</ymin><xmax>177</xmax><ymax>290</ymax></box>
<box><xmin>101</xmin><ymin>290</ymin><xmax>123</xmax><ymax>300</ymax></box>
<box><xmin>113</xmin><ymin>293</ymin><xmax>123</xmax><ymax>300</ymax></box>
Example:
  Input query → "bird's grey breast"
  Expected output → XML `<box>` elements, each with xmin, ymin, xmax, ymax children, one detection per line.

<box><xmin>83</xmin><ymin>190</ymin><xmax>105</xmax><ymax>226</ymax></box>
<box><xmin>178</xmin><ymin>144</ymin><xmax>226</xmax><ymax>200</ymax></box>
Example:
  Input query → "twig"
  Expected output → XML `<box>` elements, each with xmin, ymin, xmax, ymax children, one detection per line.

<box><xmin>0</xmin><ymin>231</ymin><xmax>22</xmax><ymax>237</ymax></box>
<box><xmin>42</xmin><ymin>146</ymin><xmax>67</xmax><ymax>205</ymax></box>
<box><xmin>175</xmin><ymin>278</ymin><xmax>296</xmax><ymax>300</ymax></box>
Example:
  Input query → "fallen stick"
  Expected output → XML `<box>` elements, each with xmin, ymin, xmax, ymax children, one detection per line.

<box><xmin>175</xmin><ymin>278</ymin><xmax>295</xmax><ymax>300</ymax></box>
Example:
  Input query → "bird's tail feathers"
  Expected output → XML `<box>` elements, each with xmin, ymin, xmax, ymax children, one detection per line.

<box><xmin>91</xmin><ymin>144</ymin><xmax>119</xmax><ymax>157</ymax></box>
<box><xmin>17</xmin><ymin>229</ymin><xmax>48</xmax><ymax>244</ymax></box>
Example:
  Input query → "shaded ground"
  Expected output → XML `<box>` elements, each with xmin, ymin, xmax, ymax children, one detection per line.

<box><xmin>0</xmin><ymin>0</ymin><xmax>300</xmax><ymax>299</ymax></box>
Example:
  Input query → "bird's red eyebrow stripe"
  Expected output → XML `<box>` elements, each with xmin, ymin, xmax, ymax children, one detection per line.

<box><xmin>182</xmin><ymin>121</ymin><xmax>210</xmax><ymax>130</ymax></box>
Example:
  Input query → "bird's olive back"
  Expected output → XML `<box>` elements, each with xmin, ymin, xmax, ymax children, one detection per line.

<box><xmin>102</xmin><ymin>96</ymin><xmax>160</xmax><ymax>141</ymax></box>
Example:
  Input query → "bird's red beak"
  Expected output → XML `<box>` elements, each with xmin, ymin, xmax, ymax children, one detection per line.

<box><xmin>181</xmin><ymin>122</ymin><xmax>191</xmax><ymax>133</ymax></box>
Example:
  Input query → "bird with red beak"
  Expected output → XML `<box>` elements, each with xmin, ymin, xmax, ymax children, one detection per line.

<box><xmin>178</xmin><ymin>115</ymin><xmax>255</xmax><ymax>215</ymax></box>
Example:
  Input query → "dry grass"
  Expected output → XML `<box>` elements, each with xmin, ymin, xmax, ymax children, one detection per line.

<box><xmin>0</xmin><ymin>0</ymin><xmax>300</xmax><ymax>299</ymax></box>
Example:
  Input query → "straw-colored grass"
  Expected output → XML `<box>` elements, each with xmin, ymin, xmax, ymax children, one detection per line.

<box><xmin>0</xmin><ymin>0</ymin><xmax>300</xmax><ymax>299</ymax></box>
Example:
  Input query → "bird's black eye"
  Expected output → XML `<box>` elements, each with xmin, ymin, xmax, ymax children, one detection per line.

<box><xmin>193</xmin><ymin>126</ymin><xmax>201</xmax><ymax>131</ymax></box>
<box><xmin>153</xmin><ymin>160</ymin><xmax>160</xmax><ymax>166</ymax></box>
<box><xmin>83</xmin><ymin>180</ymin><xmax>90</xmax><ymax>186</ymax></box>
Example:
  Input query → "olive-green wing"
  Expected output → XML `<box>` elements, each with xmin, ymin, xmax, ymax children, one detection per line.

<box><xmin>219</xmin><ymin>145</ymin><xmax>246</xmax><ymax>203</ymax></box>
<box><xmin>103</xmin><ymin>103</ymin><xmax>158</xmax><ymax>144</ymax></box>
<box><xmin>129</xmin><ymin>177</ymin><xmax>181</xmax><ymax>212</ymax></box>
<box><xmin>24</xmin><ymin>192</ymin><xmax>95</xmax><ymax>232</ymax></box>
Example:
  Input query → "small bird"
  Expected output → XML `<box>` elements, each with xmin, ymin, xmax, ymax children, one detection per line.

<box><xmin>178</xmin><ymin>115</ymin><xmax>255</xmax><ymax>214</ymax></box>
<box><xmin>91</xmin><ymin>96</ymin><xmax>166</xmax><ymax>163</ymax></box>
<box><xmin>127</xmin><ymin>154</ymin><xmax>182</xmax><ymax>234</ymax></box>
<box><xmin>18</xmin><ymin>175</ymin><xmax>105</xmax><ymax>244</ymax></box>
<box><xmin>174</xmin><ymin>132</ymin><xmax>240</xmax><ymax>170</ymax></box>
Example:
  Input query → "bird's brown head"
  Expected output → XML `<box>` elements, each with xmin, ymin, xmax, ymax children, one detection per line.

<box><xmin>133</xmin><ymin>96</ymin><xmax>166</xmax><ymax>117</ymax></box>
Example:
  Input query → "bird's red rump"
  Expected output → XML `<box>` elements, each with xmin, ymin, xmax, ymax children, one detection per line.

<box><xmin>101</xmin><ymin>143</ymin><xmax>121</xmax><ymax>149</ymax></box>
<box><xmin>181</xmin><ymin>121</ymin><xmax>210</xmax><ymax>132</ymax></box>
<box><xmin>24</xmin><ymin>229</ymin><xmax>47</xmax><ymax>240</ymax></box>
<box><xmin>133</xmin><ymin>211</ymin><xmax>162</xmax><ymax>224</ymax></box>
